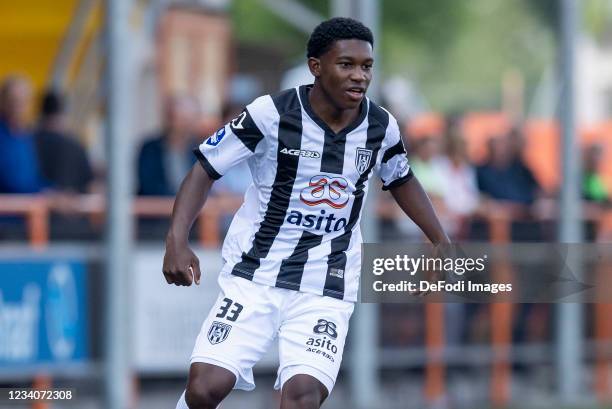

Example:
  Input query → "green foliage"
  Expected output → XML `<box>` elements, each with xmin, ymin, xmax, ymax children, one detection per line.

<box><xmin>229</xmin><ymin>0</ymin><xmax>557</xmax><ymax>112</ymax></box>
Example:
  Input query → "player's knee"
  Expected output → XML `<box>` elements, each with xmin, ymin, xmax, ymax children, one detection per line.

<box><xmin>283</xmin><ymin>375</ymin><xmax>327</xmax><ymax>409</ymax></box>
<box><xmin>185</xmin><ymin>382</ymin><xmax>226</xmax><ymax>409</ymax></box>
<box><xmin>185</xmin><ymin>365</ymin><xmax>234</xmax><ymax>409</ymax></box>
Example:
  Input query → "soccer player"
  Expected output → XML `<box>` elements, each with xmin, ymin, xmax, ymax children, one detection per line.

<box><xmin>163</xmin><ymin>17</ymin><xmax>449</xmax><ymax>409</ymax></box>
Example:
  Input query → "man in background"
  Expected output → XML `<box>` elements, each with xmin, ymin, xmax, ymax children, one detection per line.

<box><xmin>137</xmin><ymin>94</ymin><xmax>199</xmax><ymax>196</ymax></box>
<box><xmin>0</xmin><ymin>75</ymin><xmax>44</xmax><ymax>193</ymax></box>
<box><xmin>34</xmin><ymin>89</ymin><xmax>94</xmax><ymax>193</ymax></box>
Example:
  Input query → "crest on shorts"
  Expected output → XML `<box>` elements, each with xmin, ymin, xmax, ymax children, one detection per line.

<box><xmin>208</xmin><ymin>321</ymin><xmax>232</xmax><ymax>345</ymax></box>
<box><xmin>355</xmin><ymin>148</ymin><xmax>373</xmax><ymax>174</ymax></box>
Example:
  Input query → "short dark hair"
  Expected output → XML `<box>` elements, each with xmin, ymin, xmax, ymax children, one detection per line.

<box><xmin>40</xmin><ymin>89</ymin><xmax>64</xmax><ymax>118</ymax></box>
<box><xmin>307</xmin><ymin>17</ymin><xmax>373</xmax><ymax>58</ymax></box>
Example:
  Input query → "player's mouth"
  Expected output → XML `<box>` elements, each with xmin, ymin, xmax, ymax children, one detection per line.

<box><xmin>345</xmin><ymin>87</ymin><xmax>365</xmax><ymax>101</ymax></box>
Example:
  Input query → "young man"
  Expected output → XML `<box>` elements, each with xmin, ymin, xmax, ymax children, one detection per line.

<box><xmin>163</xmin><ymin>17</ymin><xmax>449</xmax><ymax>409</ymax></box>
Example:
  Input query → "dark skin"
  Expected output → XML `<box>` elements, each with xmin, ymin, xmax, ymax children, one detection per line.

<box><xmin>163</xmin><ymin>39</ymin><xmax>448</xmax><ymax>409</ymax></box>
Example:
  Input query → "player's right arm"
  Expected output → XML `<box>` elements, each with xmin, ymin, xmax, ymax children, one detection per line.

<box><xmin>162</xmin><ymin>99</ymin><xmax>268</xmax><ymax>286</ymax></box>
<box><xmin>163</xmin><ymin>163</ymin><xmax>213</xmax><ymax>286</ymax></box>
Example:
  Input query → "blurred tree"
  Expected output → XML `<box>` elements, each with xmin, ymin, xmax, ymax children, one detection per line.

<box><xmin>229</xmin><ymin>0</ymin><xmax>557</xmax><ymax>112</ymax></box>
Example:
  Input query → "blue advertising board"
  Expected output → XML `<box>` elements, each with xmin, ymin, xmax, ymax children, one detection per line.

<box><xmin>0</xmin><ymin>260</ymin><xmax>89</xmax><ymax>369</ymax></box>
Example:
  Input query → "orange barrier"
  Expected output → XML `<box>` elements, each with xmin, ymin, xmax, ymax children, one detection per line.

<box><xmin>0</xmin><ymin>194</ymin><xmax>243</xmax><ymax>248</ymax></box>
<box><xmin>421</xmin><ymin>204</ymin><xmax>612</xmax><ymax>406</ymax></box>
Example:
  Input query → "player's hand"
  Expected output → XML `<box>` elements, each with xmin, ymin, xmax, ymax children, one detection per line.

<box><xmin>410</xmin><ymin>243</ymin><xmax>448</xmax><ymax>297</ymax></box>
<box><xmin>162</xmin><ymin>236</ymin><xmax>201</xmax><ymax>286</ymax></box>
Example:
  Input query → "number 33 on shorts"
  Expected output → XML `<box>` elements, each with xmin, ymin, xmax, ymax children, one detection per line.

<box><xmin>216</xmin><ymin>297</ymin><xmax>243</xmax><ymax>322</ymax></box>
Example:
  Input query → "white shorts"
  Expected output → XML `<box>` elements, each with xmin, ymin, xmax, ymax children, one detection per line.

<box><xmin>190</xmin><ymin>274</ymin><xmax>354</xmax><ymax>394</ymax></box>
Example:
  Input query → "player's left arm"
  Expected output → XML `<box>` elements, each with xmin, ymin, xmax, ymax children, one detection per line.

<box><xmin>378</xmin><ymin>113</ymin><xmax>450</xmax><ymax>245</ymax></box>
<box><xmin>389</xmin><ymin>176</ymin><xmax>450</xmax><ymax>245</ymax></box>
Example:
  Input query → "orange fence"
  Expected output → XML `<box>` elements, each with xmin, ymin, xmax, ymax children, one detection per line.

<box><xmin>422</xmin><ymin>205</ymin><xmax>612</xmax><ymax>406</ymax></box>
<box><xmin>0</xmin><ymin>193</ymin><xmax>243</xmax><ymax>248</ymax></box>
<box><xmin>3</xmin><ymin>193</ymin><xmax>612</xmax><ymax>405</ymax></box>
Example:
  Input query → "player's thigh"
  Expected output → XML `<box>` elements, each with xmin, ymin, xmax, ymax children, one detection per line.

<box><xmin>191</xmin><ymin>274</ymin><xmax>280</xmax><ymax>391</ymax></box>
<box><xmin>276</xmin><ymin>293</ymin><xmax>354</xmax><ymax>396</ymax></box>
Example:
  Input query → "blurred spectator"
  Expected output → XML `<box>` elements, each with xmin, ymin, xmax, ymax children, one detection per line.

<box><xmin>476</xmin><ymin>134</ymin><xmax>539</xmax><ymax>205</ymax></box>
<box><xmin>437</xmin><ymin>134</ymin><xmax>478</xmax><ymax>239</ymax></box>
<box><xmin>582</xmin><ymin>144</ymin><xmax>608</xmax><ymax>204</ymax></box>
<box><xmin>409</xmin><ymin>136</ymin><xmax>445</xmax><ymax>200</ymax></box>
<box><xmin>393</xmin><ymin>136</ymin><xmax>446</xmax><ymax>239</ymax></box>
<box><xmin>34</xmin><ymin>90</ymin><xmax>94</xmax><ymax>193</ymax></box>
<box><xmin>137</xmin><ymin>94</ymin><xmax>199</xmax><ymax>196</ymax></box>
<box><xmin>0</xmin><ymin>75</ymin><xmax>45</xmax><ymax>193</ymax></box>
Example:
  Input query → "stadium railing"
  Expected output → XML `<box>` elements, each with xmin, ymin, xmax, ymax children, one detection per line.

<box><xmin>0</xmin><ymin>193</ymin><xmax>243</xmax><ymax>248</ymax></box>
<box><xmin>3</xmin><ymin>193</ymin><xmax>612</xmax><ymax>406</ymax></box>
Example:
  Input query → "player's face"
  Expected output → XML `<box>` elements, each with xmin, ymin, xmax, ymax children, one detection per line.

<box><xmin>313</xmin><ymin>39</ymin><xmax>373</xmax><ymax>110</ymax></box>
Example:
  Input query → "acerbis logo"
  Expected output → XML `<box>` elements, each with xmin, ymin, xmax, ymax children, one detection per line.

<box><xmin>280</xmin><ymin>147</ymin><xmax>321</xmax><ymax>159</ymax></box>
<box><xmin>300</xmin><ymin>175</ymin><xmax>349</xmax><ymax>209</ymax></box>
<box><xmin>313</xmin><ymin>319</ymin><xmax>338</xmax><ymax>339</ymax></box>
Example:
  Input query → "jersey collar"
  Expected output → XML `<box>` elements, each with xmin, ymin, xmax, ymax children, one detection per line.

<box><xmin>298</xmin><ymin>84</ymin><xmax>368</xmax><ymax>137</ymax></box>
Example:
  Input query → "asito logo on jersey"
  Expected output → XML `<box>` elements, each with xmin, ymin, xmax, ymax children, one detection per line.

<box><xmin>300</xmin><ymin>176</ymin><xmax>349</xmax><ymax>209</ymax></box>
<box><xmin>207</xmin><ymin>321</ymin><xmax>231</xmax><ymax>344</ymax></box>
<box><xmin>355</xmin><ymin>147</ymin><xmax>373</xmax><ymax>174</ymax></box>
<box><xmin>205</xmin><ymin>127</ymin><xmax>226</xmax><ymax>147</ymax></box>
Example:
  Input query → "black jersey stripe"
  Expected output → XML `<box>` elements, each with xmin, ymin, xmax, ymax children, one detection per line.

<box><xmin>320</xmin><ymin>130</ymin><xmax>346</xmax><ymax>174</ymax></box>
<box><xmin>232</xmin><ymin>108</ymin><xmax>265</xmax><ymax>152</ymax></box>
<box><xmin>231</xmin><ymin>89</ymin><xmax>302</xmax><ymax>280</ymax></box>
<box><xmin>323</xmin><ymin>102</ymin><xmax>388</xmax><ymax>299</ymax></box>
<box><xmin>275</xmin><ymin>230</ymin><xmax>323</xmax><ymax>290</ymax></box>
<box><xmin>381</xmin><ymin>140</ymin><xmax>407</xmax><ymax>164</ymax></box>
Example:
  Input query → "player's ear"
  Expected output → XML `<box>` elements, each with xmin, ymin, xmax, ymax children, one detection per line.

<box><xmin>307</xmin><ymin>57</ymin><xmax>321</xmax><ymax>78</ymax></box>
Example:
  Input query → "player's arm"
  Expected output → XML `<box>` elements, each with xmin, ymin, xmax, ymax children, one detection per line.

<box><xmin>389</xmin><ymin>175</ymin><xmax>450</xmax><ymax>245</ymax></box>
<box><xmin>163</xmin><ymin>164</ymin><xmax>213</xmax><ymax>286</ymax></box>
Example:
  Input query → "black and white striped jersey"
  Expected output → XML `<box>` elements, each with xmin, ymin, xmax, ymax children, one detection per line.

<box><xmin>194</xmin><ymin>85</ymin><xmax>412</xmax><ymax>302</ymax></box>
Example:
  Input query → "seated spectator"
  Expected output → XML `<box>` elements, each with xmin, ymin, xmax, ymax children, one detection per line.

<box><xmin>582</xmin><ymin>144</ymin><xmax>608</xmax><ymax>204</ymax></box>
<box><xmin>34</xmin><ymin>90</ymin><xmax>93</xmax><ymax>193</ymax></box>
<box><xmin>476</xmin><ymin>134</ymin><xmax>539</xmax><ymax>205</ymax></box>
<box><xmin>437</xmin><ymin>134</ymin><xmax>478</xmax><ymax>238</ymax></box>
<box><xmin>394</xmin><ymin>136</ymin><xmax>446</xmax><ymax>239</ymax></box>
<box><xmin>0</xmin><ymin>76</ymin><xmax>44</xmax><ymax>193</ymax></box>
<box><xmin>408</xmin><ymin>136</ymin><xmax>445</xmax><ymax>201</ymax></box>
<box><xmin>137</xmin><ymin>95</ymin><xmax>199</xmax><ymax>196</ymax></box>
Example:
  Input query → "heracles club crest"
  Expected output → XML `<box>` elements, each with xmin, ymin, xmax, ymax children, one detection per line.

<box><xmin>207</xmin><ymin>321</ymin><xmax>232</xmax><ymax>345</ymax></box>
<box><xmin>355</xmin><ymin>147</ymin><xmax>373</xmax><ymax>174</ymax></box>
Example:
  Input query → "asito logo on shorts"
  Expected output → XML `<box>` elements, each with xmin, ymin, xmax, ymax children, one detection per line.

<box><xmin>313</xmin><ymin>319</ymin><xmax>338</xmax><ymax>340</ymax></box>
<box><xmin>300</xmin><ymin>176</ymin><xmax>349</xmax><ymax>209</ymax></box>
<box><xmin>208</xmin><ymin>321</ymin><xmax>232</xmax><ymax>344</ymax></box>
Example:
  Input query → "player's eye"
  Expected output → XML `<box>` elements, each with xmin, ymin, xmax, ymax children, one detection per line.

<box><xmin>339</xmin><ymin>62</ymin><xmax>352</xmax><ymax>69</ymax></box>
<box><xmin>362</xmin><ymin>64</ymin><xmax>373</xmax><ymax>71</ymax></box>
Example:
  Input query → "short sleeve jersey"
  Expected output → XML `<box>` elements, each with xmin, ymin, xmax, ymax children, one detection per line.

<box><xmin>195</xmin><ymin>85</ymin><xmax>412</xmax><ymax>302</ymax></box>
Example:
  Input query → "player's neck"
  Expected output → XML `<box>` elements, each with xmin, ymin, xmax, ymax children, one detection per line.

<box><xmin>308</xmin><ymin>84</ymin><xmax>359</xmax><ymax>134</ymax></box>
